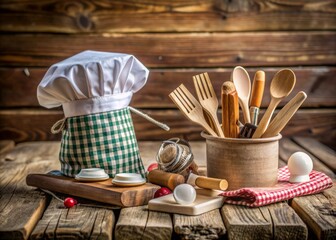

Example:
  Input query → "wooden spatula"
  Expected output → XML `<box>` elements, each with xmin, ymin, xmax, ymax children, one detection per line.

<box><xmin>193</xmin><ymin>72</ymin><xmax>224</xmax><ymax>137</ymax></box>
<box><xmin>262</xmin><ymin>91</ymin><xmax>307</xmax><ymax>138</ymax></box>
<box><xmin>169</xmin><ymin>84</ymin><xmax>218</xmax><ymax>137</ymax></box>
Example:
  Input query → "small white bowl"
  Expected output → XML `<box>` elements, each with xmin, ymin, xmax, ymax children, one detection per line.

<box><xmin>75</xmin><ymin>168</ymin><xmax>109</xmax><ymax>181</ymax></box>
<box><xmin>173</xmin><ymin>184</ymin><xmax>196</xmax><ymax>205</ymax></box>
<box><xmin>114</xmin><ymin>173</ymin><xmax>143</xmax><ymax>182</ymax></box>
<box><xmin>112</xmin><ymin>173</ymin><xmax>146</xmax><ymax>187</ymax></box>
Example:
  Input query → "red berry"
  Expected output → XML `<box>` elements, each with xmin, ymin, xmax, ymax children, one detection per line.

<box><xmin>64</xmin><ymin>197</ymin><xmax>77</xmax><ymax>208</ymax></box>
<box><xmin>154</xmin><ymin>187</ymin><xmax>172</xmax><ymax>198</ymax></box>
<box><xmin>147</xmin><ymin>163</ymin><xmax>158</xmax><ymax>172</ymax></box>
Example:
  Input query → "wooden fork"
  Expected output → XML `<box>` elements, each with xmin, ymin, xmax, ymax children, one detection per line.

<box><xmin>169</xmin><ymin>84</ymin><xmax>218</xmax><ymax>137</ymax></box>
<box><xmin>193</xmin><ymin>72</ymin><xmax>225</xmax><ymax>137</ymax></box>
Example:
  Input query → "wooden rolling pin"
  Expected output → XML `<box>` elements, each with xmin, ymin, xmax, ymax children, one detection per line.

<box><xmin>187</xmin><ymin>173</ymin><xmax>228</xmax><ymax>190</ymax></box>
<box><xmin>147</xmin><ymin>169</ymin><xmax>185</xmax><ymax>190</ymax></box>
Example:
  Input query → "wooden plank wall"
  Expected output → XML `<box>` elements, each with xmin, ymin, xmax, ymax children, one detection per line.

<box><xmin>0</xmin><ymin>0</ymin><xmax>335</xmax><ymax>148</ymax></box>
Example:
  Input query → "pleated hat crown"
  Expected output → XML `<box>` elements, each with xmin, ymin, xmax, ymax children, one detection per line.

<box><xmin>37</xmin><ymin>50</ymin><xmax>149</xmax><ymax>117</ymax></box>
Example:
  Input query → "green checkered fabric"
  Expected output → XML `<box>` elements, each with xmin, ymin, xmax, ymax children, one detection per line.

<box><xmin>59</xmin><ymin>107</ymin><xmax>145</xmax><ymax>178</ymax></box>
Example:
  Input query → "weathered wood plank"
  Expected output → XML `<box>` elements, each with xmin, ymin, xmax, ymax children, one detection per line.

<box><xmin>173</xmin><ymin>209</ymin><xmax>226</xmax><ymax>239</ymax></box>
<box><xmin>115</xmin><ymin>206</ymin><xmax>147</xmax><ymax>239</ymax></box>
<box><xmin>143</xmin><ymin>210</ymin><xmax>173</xmax><ymax>240</ymax></box>
<box><xmin>30</xmin><ymin>198</ymin><xmax>115</xmax><ymax>240</ymax></box>
<box><xmin>266</xmin><ymin>202</ymin><xmax>308</xmax><ymax>239</ymax></box>
<box><xmin>0</xmin><ymin>0</ymin><xmax>335</xmax><ymax>33</ymax></box>
<box><xmin>293</xmin><ymin>137</ymin><xmax>336</xmax><ymax>173</ymax></box>
<box><xmin>0</xmin><ymin>191</ymin><xmax>47</xmax><ymax>240</ymax></box>
<box><xmin>0</xmin><ymin>142</ymin><xmax>60</xmax><ymax>194</ymax></box>
<box><xmin>115</xmin><ymin>205</ymin><xmax>172</xmax><ymax>240</ymax></box>
<box><xmin>0</xmin><ymin>109</ymin><xmax>335</xmax><ymax>145</ymax></box>
<box><xmin>279</xmin><ymin>138</ymin><xmax>335</xmax><ymax>178</ymax></box>
<box><xmin>221</xmin><ymin>204</ymin><xmax>272</xmax><ymax>240</ymax></box>
<box><xmin>0</xmin><ymin>142</ymin><xmax>60</xmax><ymax>240</ymax></box>
<box><xmin>1</xmin><ymin>32</ymin><xmax>335</xmax><ymax>67</ymax></box>
<box><xmin>221</xmin><ymin>202</ymin><xmax>307</xmax><ymax>240</ymax></box>
<box><xmin>291</xmin><ymin>185</ymin><xmax>336</xmax><ymax>240</ymax></box>
<box><xmin>1</xmin><ymin>67</ymin><xmax>336</xmax><ymax>108</ymax></box>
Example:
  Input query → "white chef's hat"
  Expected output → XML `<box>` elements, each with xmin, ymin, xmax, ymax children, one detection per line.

<box><xmin>37</xmin><ymin>50</ymin><xmax>149</xmax><ymax>118</ymax></box>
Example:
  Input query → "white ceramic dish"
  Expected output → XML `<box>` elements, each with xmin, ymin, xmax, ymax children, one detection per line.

<box><xmin>112</xmin><ymin>173</ymin><xmax>146</xmax><ymax>187</ymax></box>
<box><xmin>75</xmin><ymin>168</ymin><xmax>109</xmax><ymax>182</ymax></box>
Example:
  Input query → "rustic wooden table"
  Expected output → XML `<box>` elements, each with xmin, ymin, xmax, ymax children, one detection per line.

<box><xmin>0</xmin><ymin>137</ymin><xmax>335</xmax><ymax>240</ymax></box>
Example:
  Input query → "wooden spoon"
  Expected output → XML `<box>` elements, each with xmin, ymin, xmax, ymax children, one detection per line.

<box><xmin>252</xmin><ymin>69</ymin><xmax>296</xmax><ymax>138</ymax></box>
<box><xmin>230</xmin><ymin>66</ymin><xmax>251</xmax><ymax>124</ymax></box>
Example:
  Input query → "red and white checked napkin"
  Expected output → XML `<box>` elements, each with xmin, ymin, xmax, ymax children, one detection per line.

<box><xmin>220</xmin><ymin>166</ymin><xmax>333</xmax><ymax>207</ymax></box>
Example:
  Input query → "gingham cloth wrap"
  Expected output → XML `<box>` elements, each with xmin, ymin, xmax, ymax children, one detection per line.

<box><xmin>59</xmin><ymin>107</ymin><xmax>146</xmax><ymax>178</ymax></box>
<box><xmin>220</xmin><ymin>166</ymin><xmax>333</xmax><ymax>207</ymax></box>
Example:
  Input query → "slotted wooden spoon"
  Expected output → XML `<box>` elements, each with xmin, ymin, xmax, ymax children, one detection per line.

<box><xmin>252</xmin><ymin>69</ymin><xmax>296</xmax><ymax>138</ymax></box>
<box><xmin>169</xmin><ymin>84</ymin><xmax>218</xmax><ymax>137</ymax></box>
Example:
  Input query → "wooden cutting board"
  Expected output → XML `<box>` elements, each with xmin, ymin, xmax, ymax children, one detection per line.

<box><xmin>148</xmin><ymin>189</ymin><xmax>224</xmax><ymax>215</ymax></box>
<box><xmin>26</xmin><ymin>173</ymin><xmax>160</xmax><ymax>207</ymax></box>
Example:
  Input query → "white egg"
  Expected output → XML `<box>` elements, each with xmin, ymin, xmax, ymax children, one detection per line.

<box><xmin>288</xmin><ymin>152</ymin><xmax>313</xmax><ymax>183</ymax></box>
<box><xmin>173</xmin><ymin>184</ymin><xmax>196</xmax><ymax>205</ymax></box>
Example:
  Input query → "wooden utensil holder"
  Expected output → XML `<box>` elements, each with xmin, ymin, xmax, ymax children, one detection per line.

<box><xmin>201</xmin><ymin>132</ymin><xmax>281</xmax><ymax>190</ymax></box>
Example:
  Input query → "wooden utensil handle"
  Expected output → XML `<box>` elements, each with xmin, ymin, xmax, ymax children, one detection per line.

<box><xmin>195</xmin><ymin>176</ymin><xmax>228</xmax><ymax>190</ymax></box>
<box><xmin>262</xmin><ymin>91</ymin><xmax>307</xmax><ymax>138</ymax></box>
<box><xmin>229</xmin><ymin>91</ymin><xmax>239</xmax><ymax>138</ymax></box>
<box><xmin>240</xmin><ymin>99</ymin><xmax>251</xmax><ymax>124</ymax></box>
<box><xmin>252</xmin><ymin>98</ymin><xmax>280</xmax><ymax>138</ymax></box>
<box><xmin>207</xmin><ymin>110</ymin><xmax>225</xmax><ymax>138</ymax></box>
<box><xmin>147</xmin><ymin>170</ymin><xmax>185</xmax><ymax>190</ymax></box>
<box><xmin>222</xmin><ymin>91</ymin><xmax>230</xmax><ymax>137</ymax></box>
<box><xmin>200</xmin><ymin>117</ymin><xmax>219</xmax><ymax>137</ymax></box>
<box><xmin>250</xmin><ymin>71</ymin><xmax>265</xmax><ymax>108</ymax></box>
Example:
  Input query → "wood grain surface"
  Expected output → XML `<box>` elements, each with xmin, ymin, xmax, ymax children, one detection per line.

<box><xmin>1</xmin><ymin>109</ymin><xmax>335</xmax><ymax>145</ymax></box>
<box><xmin>1</xmin><ymin>32</ymin><xmax>335</xmax><ymax>68</ymax></box>
<box><xmin>221</xmin><ymin>204</ymin><xmax>272</xmax><ymax>240</ymax></box>
<box><xmin>222</xmin><ymin>202</ymin><xmax>307</xmax><ymax>240</ymax></box>
<box><xmin>279</xmin><ymin>138</ymin><xmax>335</xmax><ymax>178</ymax></box>
<box><xmin>0</xmin><ymin>142</ymin><xmax>60</xmax><ymax>240</ymax></box>
<box><xmin>1</xmin><ymin>67</ymin><xmax>335</xmax><ymax>108</ymax></box>
<box><xmin>115</xmin><ymin>205</ymin><xmax>172</xmax><ymax>240</ymax></box>
<box><xmin>26</xmin><ymin>174</ymin><xmax>160</xmax><ymax>207</ymax></box>
<box><xmin>0</xmin><ymin>0</ymin><xmax>335</xmax><ymax>33</ymax></box>
<box><xmin>173</xmin><ymin>209</ymin><xmax>226</xmax><ymax>239</ymax></box>
<box><xmin>0</xmin><ymin>139</ymin><xmax>335</xmax><ymax>239</ymax></box>
<box><xmin>291</xmin><ymin>185</ymin><xmax>336</xmax><ymax>240</ymax></box>
<box><xmin>1</xmin><ymin>1</ymin><xmax>335</xmax><ymax>146</ymax></box>
<box><xmin>293</xmin><ymin>137</ymin><xmax>336</xmax><ymax>173</ymax></box>
<box><xmin>30</xmin><ymin>198</ymin><xmax>115</xmax><ymax>240</ymax></box>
